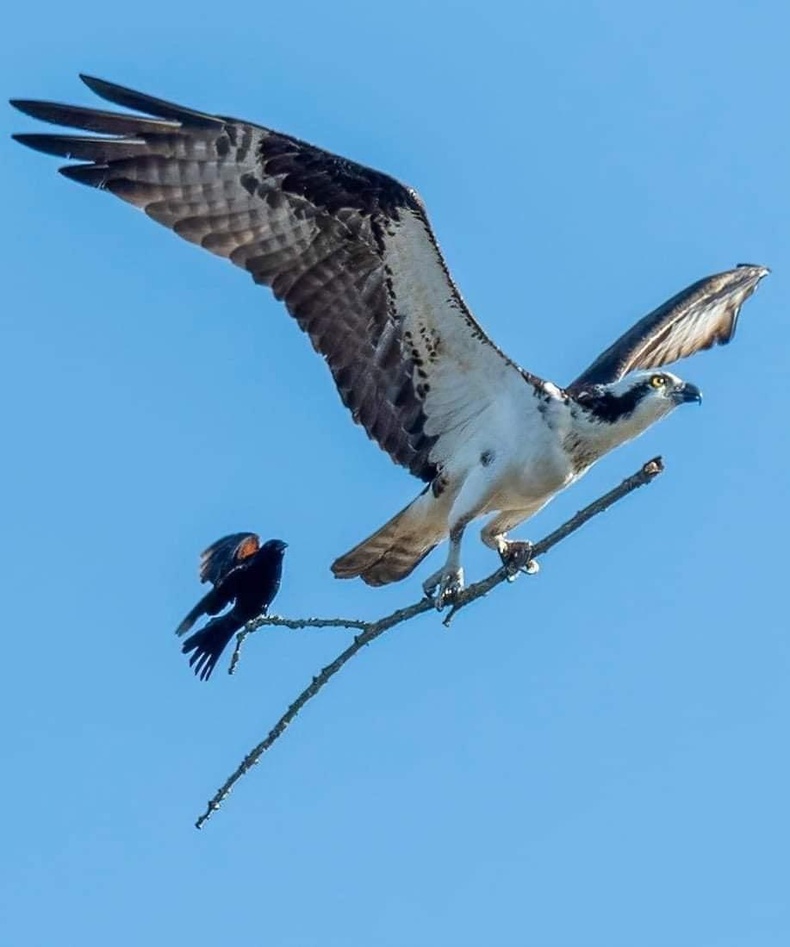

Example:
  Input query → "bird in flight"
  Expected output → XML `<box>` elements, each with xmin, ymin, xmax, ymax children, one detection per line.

<box><xmin>11</xmin><ymin>76</ymin><xmax>768</xmax><ymax>606</ymax></box>
<box><xmin>176</xmin><ymin>533</ymin><xmax>287</xmax><ymax>680</ymax></box>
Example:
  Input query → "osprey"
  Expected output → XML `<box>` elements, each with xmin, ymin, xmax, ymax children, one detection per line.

<box><xmin>12</xmin><ymin>76</ymin><xmax>768</xmax><ymax>605</ymax></box>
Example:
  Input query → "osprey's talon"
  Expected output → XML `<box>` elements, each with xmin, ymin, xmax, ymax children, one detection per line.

<box><xmin>499</xmin><ymin>540</ymin><xmax>539</xmax><ymax>579</ymax></box>
<box><xmin>423</xmin><ymin>566</ymin><xmax>465</xmax><ymax>610</ymax></box>
<box><xmin>422</xmin><ymin>573</ymin><xmax>440</xmax><ymax>600</ymax></box>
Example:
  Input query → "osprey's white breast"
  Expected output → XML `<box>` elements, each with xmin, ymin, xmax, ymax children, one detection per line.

<box><xmin>461</xmin><ymin>386</ymin><xmax>578</xmax><ymax>517</ymax></box>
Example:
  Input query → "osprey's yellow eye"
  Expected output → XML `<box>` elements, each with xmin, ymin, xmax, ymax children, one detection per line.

<box><xmin>650</xmin><ymin>374</ymin><xmax>666</xmax><ymax>389</ymax></box>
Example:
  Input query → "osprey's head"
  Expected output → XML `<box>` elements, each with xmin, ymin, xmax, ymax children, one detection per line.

<box><xmin>569</xmin><ymin>370</ymin><xmax>702</xmax><ymax>461</ymax></box>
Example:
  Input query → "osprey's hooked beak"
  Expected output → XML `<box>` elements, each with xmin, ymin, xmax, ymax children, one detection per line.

<box><xmin>673</xmin><ymin>381</ymin><xmax>703</xmax><ymax>405</ymax></box>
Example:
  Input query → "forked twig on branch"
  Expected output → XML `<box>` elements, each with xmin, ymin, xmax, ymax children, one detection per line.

<box><xmin>195</xmin><ymin>456</ymin><xmax>664</xmax><ymax>829</ymax></box>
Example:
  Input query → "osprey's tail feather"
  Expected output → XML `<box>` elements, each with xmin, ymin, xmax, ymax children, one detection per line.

<box><xmin>331</xmin><ymin>492</ymin><xmax>446</xmax><ymax>587</ymax></box>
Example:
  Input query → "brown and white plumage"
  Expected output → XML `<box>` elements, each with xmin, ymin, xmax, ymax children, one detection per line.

<box><xmin>12</xmin><ymin>75</ymin><xmax>510</xmax><ymax>482</ymax></box>
<box><xmin>11</xmin><ymin>76</ymin><xmax>769</xmax><ymax>604</ymax></box>
<box><xmin>568</xmin><ymin>265</ymin><xmax>767</xmax><ymax>390</ymax></box>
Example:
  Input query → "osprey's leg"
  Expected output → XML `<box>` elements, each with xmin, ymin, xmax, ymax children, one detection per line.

<box><xmin>423</xmin><ymin>463</ymin><xmax>500</xmax><ymax>607</ymax></box>
<box><xmin>481</xmin><ymin>512</ymin><xmax>540</xmax><ymax>579</ymax></box>
<box><xmin>422</xmin><ymin>519</ymin><xmax>469</xmax><ymax>609</ymax></box>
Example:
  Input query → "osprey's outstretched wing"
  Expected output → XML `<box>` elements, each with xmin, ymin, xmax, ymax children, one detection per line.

<box><xmin>12</xmin><ymin>76</ymin><xmax>534</xmax><ymax>483</ymax></box>
<box><xmin>568</xmin><ymin>264</ymin><xmax>768</xmax><ymax>391</ymax></box>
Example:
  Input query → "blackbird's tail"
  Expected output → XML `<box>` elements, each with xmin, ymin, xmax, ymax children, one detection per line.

<box><xmin>181</xmin><ymin>612</ymin><xmax>240</xmax><ymax>681</ymax></box>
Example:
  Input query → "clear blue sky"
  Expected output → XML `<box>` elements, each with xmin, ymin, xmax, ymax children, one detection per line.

<box><xmin>2</xmin><ymin>2</ymin><xmax>788</xmax><ymax>945</ymax></box>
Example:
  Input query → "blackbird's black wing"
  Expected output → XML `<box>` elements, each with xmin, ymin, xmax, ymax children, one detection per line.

<box><xmin>175</xmin><ymin>585</ymin><xmax>230</xmax><ymax>638</ymax></box>
<box><xmin>198</xmin><ymin>532</ymin><xmax>260</xmax><ymax>585</ymax></box>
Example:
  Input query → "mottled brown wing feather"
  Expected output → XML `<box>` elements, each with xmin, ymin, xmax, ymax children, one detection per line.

<box><xmin>568</xmin><ymin>265</ymin><xmax>769</xmax><ymax>390</ymax></box>
<box><xmin>11</xmin><ymin>76</ymin><xmax>448</xmax><ymax>479</ymax></box>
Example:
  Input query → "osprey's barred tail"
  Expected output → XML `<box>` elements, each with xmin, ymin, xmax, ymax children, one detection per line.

<box><xmin>332</xmin><ymin>492</ymin><xmax>446</xmax><ymax>587</ymax></box>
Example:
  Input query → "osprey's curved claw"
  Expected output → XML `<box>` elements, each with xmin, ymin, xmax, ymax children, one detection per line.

<box><xmin>423</xmin><ymin>566</ymin><xmax>465</xmax><ymax>611</ymax></box>
<box><xmin>499</xmin><ymin>540</ymin><xmax>540</xmax><ymax>581</ymax></box>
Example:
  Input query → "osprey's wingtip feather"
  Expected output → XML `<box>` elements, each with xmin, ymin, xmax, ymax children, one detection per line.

<box><xmin>78</xmin><ymin>74</ymin><xmax>223</xmax><ymax>127</ymax></box>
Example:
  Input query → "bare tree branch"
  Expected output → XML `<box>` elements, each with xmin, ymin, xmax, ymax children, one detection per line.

<box><xmin>195</xmin><ymin>456</ymin><xmax>664</xmax><ymax>829</ymax></box>
<box><xmin>227</xmin><ymin>615</ymin><xmax>369</xmax><ymax>675</ymax></box>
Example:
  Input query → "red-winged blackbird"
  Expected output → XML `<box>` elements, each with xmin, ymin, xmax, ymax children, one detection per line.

<box><xmin>176</xmin><ymin>533</ymin><xmax>287</xmax><ymax>681</ymax></box>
